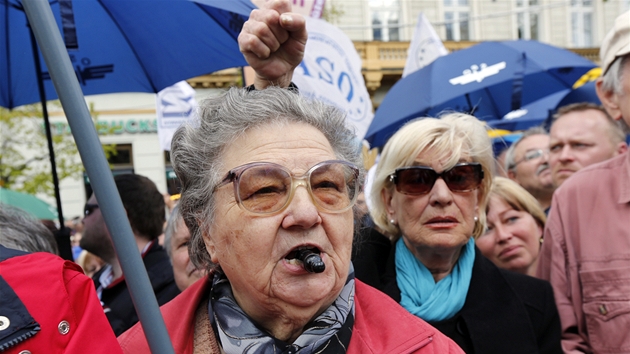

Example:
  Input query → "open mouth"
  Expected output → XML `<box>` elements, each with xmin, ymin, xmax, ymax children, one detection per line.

<box><xmin>284</xmin><ymin>246</ymin><xmax>325</xmax><ymax>273</ymax></box>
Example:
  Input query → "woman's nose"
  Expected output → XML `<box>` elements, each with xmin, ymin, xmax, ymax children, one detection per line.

<box><xmin>495</xmin><ymin>224</ymin><xmax>512</xmax><ymax>242</ymax></box>
<box><xmin>429</xmin><ymin>178</ymin><xmax>454</xmax><ymax>206</ymax></box>
<box><xmin>282</xmin><ymin>187</ymin><xmax>321</xmax><ymax>229</ymax></box>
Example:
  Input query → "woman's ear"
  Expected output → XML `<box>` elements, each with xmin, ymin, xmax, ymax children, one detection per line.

<box><xmin>203</xmin><ymin>232</ymin><xmax>219</xmax><ymax>264</ymax></box>
<box><xmin>381</xmin><ymin>188</ymin><xmax>395</xmax><ymax>219</ymax></box>
<box><xmin>596</xmin><ymin>79</ymin><xmax>623</xmax><ymax>121</ymax></box>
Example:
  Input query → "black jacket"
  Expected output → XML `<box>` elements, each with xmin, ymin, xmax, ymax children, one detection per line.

<box><xmin>93</xmin><ymin>240</ymin><xmax>180</xmax><ymax>336</ymax></box>
<box><xmin>352</xmin><ymin>230</ymin><xmax>562</xmax><ymax>354</ymax></box>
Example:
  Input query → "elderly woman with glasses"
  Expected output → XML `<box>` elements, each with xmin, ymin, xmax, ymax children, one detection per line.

<box><xmin>118</xmin><ymin>87</ymin><xmax>462</xmax><ymax>353</ymax></box>
<box><xmin>354</xmin><ymin>114</ymin><xmax>562</xmax><ymax>353</ymax></box>
<box><xmin>476</xmin><ymin>177</ymin><xmax>547</xmax><ymax>277</ymax></box>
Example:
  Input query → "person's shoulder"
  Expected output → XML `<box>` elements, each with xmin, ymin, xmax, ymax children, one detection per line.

<box><xmin>499</xmin><ymin>268</ymin><xmax>554</xmax><ymax>307</ymax></box>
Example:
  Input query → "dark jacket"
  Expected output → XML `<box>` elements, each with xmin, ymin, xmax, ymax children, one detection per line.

<box><xmin>353</xmin><ymin>231</ymin><xmax>562</xmax><ymax>354</ymax></box>
<box><xmin>93</xmin><ymin>240</ymin><xmax>180</xmax><ymax>336</ymax></box>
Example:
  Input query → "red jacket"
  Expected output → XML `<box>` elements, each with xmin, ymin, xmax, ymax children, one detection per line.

<box><xmin>119</xmin><ymin>275</ymin><xmax>463</xmax><ymax>354</ymax></box>
<box><xmin>0</xmin><ymin>246</ymin><xmax>122</xmax><ymax>354</ymax></box>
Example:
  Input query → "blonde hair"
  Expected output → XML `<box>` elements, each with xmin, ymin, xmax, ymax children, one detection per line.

<box><xmin>488</xmin><ymin>177</ymin><xmax>546</xmax><ymax>229</ymax></box>
<box><xmin>369</xmin><ymin>113</ymin><xmax>494</xmax><ymax>241</ymax></box>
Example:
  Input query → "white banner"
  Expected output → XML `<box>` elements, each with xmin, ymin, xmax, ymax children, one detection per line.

<box><xmin>292</xmin><ymin>18</ymin><xmax>374</xmax><ymax>140</ymax></box>
<box><xmin>402</xmin><ymin>13</ymin><xmax>448</xmax><ymax>78</ymax></box>
<box><xmin>156</xmin><ymin>81</ymin><xmax>198</xmax><ymax>151</ymax></box>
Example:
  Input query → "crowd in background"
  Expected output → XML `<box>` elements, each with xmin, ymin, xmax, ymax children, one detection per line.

<box><xmin>1</xmin><ymin>2</ymin><xmax>629</xmax><ymax>353</ymax></box>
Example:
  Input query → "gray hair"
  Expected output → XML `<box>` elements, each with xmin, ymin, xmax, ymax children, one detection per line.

<box><xmin>163</xmin><ymin>204</ymin><xmax>182</xmax><ymax>258</ymax></box>
<box><xmin>601</xmin><ymin>55</ymin><xmax>629</xmax><ymax>96</ymax></box>
<box><xmin>0</xmin><ymin>205</ymin><xmax>59</xmax><ymax>254</ymax></box>
<box><xmin>504</xmin><ymin>126</ymin><xmax>548</xmax><ymax>171</ymax></box>
<box><xmin>171</xmin><ymin>87</ymin><xmax>363</xmax><ymax>272</ymax></box>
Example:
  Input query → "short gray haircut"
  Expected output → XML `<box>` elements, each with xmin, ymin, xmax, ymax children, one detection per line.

<box><xmin>171</xmin><ymin>87</ymin><xmax>363</xmax><ymax>272</ymax></box>
<box><xmin>0</xmin><ymin>205</ymin><xmax>59</xmax><ymax>254</ymax></box>
<box><xmin>163</xmin><ymin>204</ymin><xmax>182</xmax><ymax>258</ymax></box>
<box><xmin>601</xmin><ymin>55</ymin><xmax>629</xmax><ymax>96</ymax></box>
<box><xmin>504</xmin><ymin>126</ymin><xmax>548</xmax><ymax>171</ymax></box>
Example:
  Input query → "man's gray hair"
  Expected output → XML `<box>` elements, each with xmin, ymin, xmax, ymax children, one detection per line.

<box><xmin>601</xmin><ymin>55</ymin><xmax>629</xmax><ymax>96</ymax></box>
<box><xmin>504</xmin><ymin>126</ymin><xmax>548</xmax><ymax>171</ymax></box>
<box><xmin>170</xmin><ymin>87</ymin><xmax>364</xmax><ymax>272</ymax></box>
<box><xmin>0</xmin><ymin>205</ymin><xmax>59</xmax><ymax>254</ymax></box>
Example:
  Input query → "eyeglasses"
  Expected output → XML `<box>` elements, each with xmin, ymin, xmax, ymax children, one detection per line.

<box><xmin>389</xmin><ymin>163</ymin><xmax>484</xmax><ymax>195</ymax></box>
<box><xmin>215</xmin><ymin>160</ymin><xmax>360</xmax><ymax>215</ymax></box>
<box><xmin>510</xmin><ymin>149</ymin><xmax>549</xmax><ymax>169</ymax></box>
<box><xmin>84</xmin><ymin>203</ymin><xmax>99</xmax><ymax>217</ymax></box>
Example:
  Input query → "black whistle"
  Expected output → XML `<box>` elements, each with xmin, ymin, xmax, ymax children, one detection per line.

<box><xmin>297</xmin><ymin>249</ymin><xmax>325</xmax><ymax>273</ymax></box>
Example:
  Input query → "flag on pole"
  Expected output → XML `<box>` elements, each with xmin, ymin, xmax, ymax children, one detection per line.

<box><xmin>156</xmin><ymin>81</ymin><xmax>198</xmax><ymax>151</ymax></box>
<box><xmin>402</xmin><ymin>13</ymin><xmax>448</xmax><ymax>78</ymax></box>
<box><xmin>292</xmin><ymin>18</ymin><xmax>374</xmax><ymax>140</ymax></box>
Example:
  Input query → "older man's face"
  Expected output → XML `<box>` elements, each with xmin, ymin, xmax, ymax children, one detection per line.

<box><xmin>508</xmin><ymin>134</ymin><xmax>553</xmax><ymax>195</ymax></box>
<box><xmin>598</xmin><ymin>57</ymin><xmax>630</xmax><ymax>127</ymax></box>
<box><xmin>619</xmin><ymin>59</ymin><xmax>630</xmax><ymax>126</ymax></box>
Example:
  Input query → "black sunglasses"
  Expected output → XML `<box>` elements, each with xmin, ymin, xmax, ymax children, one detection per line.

<box><xmin>389</xmin><ymin>163</ymin><xmax>484</xmax><ymax>195</ymax></box>
<box><xmin>84</xmin><ymin>203</ymin><xmax>100</xmax><ymax>217</ymax></box>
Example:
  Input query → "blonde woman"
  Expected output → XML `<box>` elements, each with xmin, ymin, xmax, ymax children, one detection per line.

<box><xmin>476</xmin><ymin>177</ymin><xmax>546</xmax><ymax>276</ymax></box>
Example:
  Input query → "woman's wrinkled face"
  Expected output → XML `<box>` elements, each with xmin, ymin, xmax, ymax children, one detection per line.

<box><xmin>205</xmin><ymin>122</ymin><xmax>354</xmax><ymax>326</ymax></box>
<box><xmin>384</xmin><ymin>151</ymin><xmax>480</xmax><ymax>254</ymax></box>
<box><xmin>476</xmin><ymin>196</ymin><xmax>542</xmax><ymax>275</ymax></box>
<box><xmin>170</xmin><ymin>219</ymin><xmax>206</xmax><ymax>291</ymax></box>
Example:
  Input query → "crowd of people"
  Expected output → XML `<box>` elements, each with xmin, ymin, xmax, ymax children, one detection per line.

<box><xmin>1</xmin><ymin>1</ymin><xmax>629</xmax><ymax>353</ymax></box>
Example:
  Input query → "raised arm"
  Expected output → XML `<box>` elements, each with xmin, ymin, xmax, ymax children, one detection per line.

<box><xmin>238</xmin><ymin>0</ymin><xmax>307</xmax><ymax>89</ymax></box>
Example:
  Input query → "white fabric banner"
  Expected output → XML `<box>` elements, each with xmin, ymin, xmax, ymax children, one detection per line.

<box><xmin>156</xmin><ymin>81</ymin><xmax>198</xmax><ymax>151</ymax></box>
<box><xmin>402</xmin><ymin>13</ymin><xmax>448</xmax><ymax>78</ymax></box>
<box><xmin>292</xmin><ymin>18</ymin><xmax>374</xmax><ymax>140</ymax></box>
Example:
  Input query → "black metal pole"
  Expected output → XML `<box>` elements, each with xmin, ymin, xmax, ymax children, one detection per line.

<box><xmin>22</xmin><ymin>1</ymin><xmax>174</xmax><ymax>352</ymax></box>
<box><xmin>28</xmin><ymin>27</ymin><xmax>73</xmax><ymax>260</ymax></box>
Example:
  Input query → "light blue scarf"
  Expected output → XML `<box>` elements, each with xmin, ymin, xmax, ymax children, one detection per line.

<box><xmin>395</xmin><ymin>237</ymin><xmax>475</xmax><ymax>322</ymax></box>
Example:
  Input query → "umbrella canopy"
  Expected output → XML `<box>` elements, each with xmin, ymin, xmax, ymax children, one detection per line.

<box><xmin>489</xmin><ymin>80</ymin><xmax>601</xmax><ymax>131</ymax></box>
<box><xmin>0</xmin><ymin>187</ymin><xmax>58</xmax><ymax>220</ymax></box>
<box><xmin>365</xmin><ymin>40</ymin><xmax>597</xmax><ymax>148</ymax></box>
<box><xmin>1</xmin><ymin>0</ymin><xmax>255</xmax><ymax>227</ymax></box>
<box><xmin>1</xmin><ymin>0</ymin><xmax>255</xmax><ymax>109</ymax></box>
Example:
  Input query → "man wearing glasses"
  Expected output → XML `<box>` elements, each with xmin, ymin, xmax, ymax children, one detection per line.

<box><xmin>80</xmin><ymin>174</ymin><xmax>180</xmax><ymax>336</ymax></box>
<box><xmin>548</xmin><ymin>102</ymin><xmax>627</xmax><ymax>187</ymax></box>
<box><xmin>505</xmin><ymin>127</ymin><xmax>555</xmax><ymax>211</ymax></box>
<box><xmin>537</xmin><ymin>11</ymin><xmax>630</xmax><ymax>352</ymax></box>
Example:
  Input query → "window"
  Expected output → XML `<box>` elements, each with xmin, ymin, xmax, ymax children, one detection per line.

<box><xmin>444</xmin><ymin>0</ymin><xmax>470</xmax><ymax>41</ymax></box>
<box><xmin>515</xmin><ymin>0</ymin><xmax>539</xmax><ymax>40</ymax></box>
<box><xmin>571</xmin><ymin>0</ymin><xmax>593</xmax><ymax>47</ymax></box>
<box><xmin>369</xmin><ymin>0</ymin><xmax>401</xmax><ymax>42</ymax></box>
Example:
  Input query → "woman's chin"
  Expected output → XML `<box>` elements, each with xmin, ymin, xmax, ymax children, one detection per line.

<box><xmin>272</xmin><ymin>264</ymin><xmax>343</xmax><ymax>308</ymax></box>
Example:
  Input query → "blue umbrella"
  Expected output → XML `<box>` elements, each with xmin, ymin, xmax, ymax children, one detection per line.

<box><xmin>365</xmin><ymin>40</ymin><xmax>597</xmax><ymax>148</ymax></box>
<box><xmin>1</xmin><ymin>0</ymin><xmax>255</xmax><ymax>228</ymax></box>
<box><xmin>488</xmin><ymin>80</ymin><xmax>601</xmax><ymax>131</ymax></box>
<box><xmin>1</xmin><ymin>0</ymin><xmax>255</xmax><ymax>109</ymax></box>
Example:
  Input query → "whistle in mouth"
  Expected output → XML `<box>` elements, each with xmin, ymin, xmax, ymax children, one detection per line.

<box><xmin>296</xmin><ymin>249</ymin><xmax>325</xmax><ymax>273</ymax></box>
